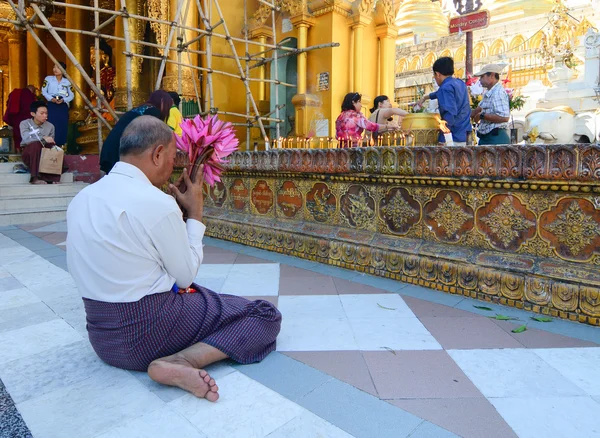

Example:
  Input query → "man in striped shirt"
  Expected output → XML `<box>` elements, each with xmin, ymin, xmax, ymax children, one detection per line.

<box><xmin>471</xmin><ymin>64</ymin><xmax>511</xmax><ymax>145</ymax></box>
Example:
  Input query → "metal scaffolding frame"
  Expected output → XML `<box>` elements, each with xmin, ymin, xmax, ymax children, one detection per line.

<box><xmin>1</xmin><ymin>0</ymin><xmax>338</xmax><ymax>150</ymax></box>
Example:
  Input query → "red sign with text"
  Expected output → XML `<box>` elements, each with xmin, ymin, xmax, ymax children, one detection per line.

<box><xmin>449</xmin><ymin>10</ymin><xmax>490</xmax><ymax>34</ymax></box>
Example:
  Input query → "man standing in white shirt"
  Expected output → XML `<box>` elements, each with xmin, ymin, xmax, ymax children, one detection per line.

<box><xmin>67</xmin><ymin>116</ymin><xmax>281</xmax><ymax>401</ymax></box>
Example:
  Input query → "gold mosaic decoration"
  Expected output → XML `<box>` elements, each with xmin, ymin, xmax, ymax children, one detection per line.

<box><xmin>429</xmin><ymin>194</ymin><xmax>472</xmax><ymax>238</ymax></box>
<box><xmin>544</xmin><ymin>201</ymin><xmax>600</xmax><ymax>256</ymax></box>
<box><xmin>518</xmin><ymin>235</ymin><xmax>555</xmax><ymax>258</ymax></box>
<box><xmin>381</xmin><ymin>192</ymin><xmax>419</xmax><ymax>229</ymax></box>
<box><xmin>481</xmin><ymin>198</ymin><xmax>535</xmax><ymax>248</ymax></box>
<box><xmin>345</xmin><ymin>188</ymin><xmax>375</xmax><ymax>229</ymax></box>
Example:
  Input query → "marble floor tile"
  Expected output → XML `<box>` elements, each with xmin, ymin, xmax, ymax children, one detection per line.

<box><xmin>0</xmin><ymin>319</ymin><xmax>83</xmax><ymax>365</ymax></box>
<box><xmin>195</xmin><ymin>263</ymin><xmax>234</xmax><ymax>280</ymax></box>
<box><xmin>0</xmin><ymin>267</ymin><xmax>10</xmax><ymax>278</ymax></box>
<box><xmin>267</xmin><ymin>409</ymin><xmax>354</xmax><ymax>438</ymax></box>
<box><xmin>0</xmin><ymin>341</ymin><xmax>109</xmax><ymax>404</ymax></box>
<box><xmin>532</xmin><ymin>348</ymin><xmax>600</xmax><ymax>396</ymax></box>
<box><xmin>169</xmin><ymin>371</ymin><xmax>303</xmax><ymax>438</ymax></box>
<box><xmin>221</xmin><ymin>263</ymin><xmax>280</xmax><ymax>296</ymax></box>
<box><xmin>339</xmin><ymin>294</ymin><xmax>415</xmax><ymax>319</ymax></box>
<box><xmin>0</xmin><ymin>302</ymin><xmax>58</xmax><ymax>334</ymax></box>
<box><xmin>402</xmin><ymin>296</ymin><xmax>479</xmax><ymax>318</ymax></box>
<box><xmin>493</xmin><ymin>320</ymin><xmax>599</xmax><ymax>348</ymax></box>
<box><xmin>277</xmin><ymin>317</ymin><xmax>358</xmax><ymax>351</ymax></box>
<box><xmin>30</xmin><ymin>221</ymin><xmax>68</xmax><ymax>233</ymax></box>
<box><xmin>283</xmin><ymin>351</ymin><xmax>378</xmax><ymax>396</ymax></box>
<box><xmin>234</xmin><ymin>254</ymin><xmax>275</xmax><ymax>264</ymax></box>
<box><xmin>0</xmin><ymin>287</ymin><xmax>40</xmax><ymax>311</ymax></box>
<box><xmin>202</xmin><ymin>252</ymin><xmax>238</xmax><ymax>264</ymax></box>
<box><xmin>278</xmin><ymin>295</ymin><xmax>345</xmax><ymax>319</ymax></box>
<box><xmin>363</xmin><ymin>350</ymin><xmax>481</xmax><ymax>399</ymax></box>
<box><xmin>390</xmin><ymin>398</ymin><xmax>517</xmax><ymax>438</ymax></box>
<box><xmin>40</xmin><ymin>232</ymin><xmax>67</xmax><ymax>245</ymax></box>
<box><xmin>419</xmin><ymin>316</ymin><xmax>524</xmax><ymax>350</ymax></box>
<box><xmin>279</xmin><ymin>265</ymin><xmax>324</xmax><ymax>278</ymax></box>
<box><xmin>278</xmin><ymin>275</ymin><xmax>338</xmax><ymax>295</ymax></box>
<box><xmin>333</xmin><ymin>277</ymin><xmax>390</xmax><ymax>295</ymax></box>
<box><xmin>195</xmin><ymin>276</ymin><xmax>227</xmax><ymax>293</ymax></box>
<box><xmin>0</xmin><ymin>276</ymin><xmax>24</xmax><ymax>292</ymax></box>
<box><xmin>96</xmin><ymin>408</ymin><xmax>207</xmax><ymax>438</ymax></box>
<box><xmin>349</xmin><ymin>317</ymin><xmax>442</xmax><ymax>351</ymax></box>
<box><xmin>17</xmin><ymin>367</ymin><xmax>164</xmax><ymax>438</ymax></box>
<box><xmin>448</xmin><ymin>349</ymin><xmax>586</xmax><ymax>398</ymax></box>
<box><xmin>490</xmin><ymin>396</ymin><xmax>600</xmax><ymax>438</ymax></box>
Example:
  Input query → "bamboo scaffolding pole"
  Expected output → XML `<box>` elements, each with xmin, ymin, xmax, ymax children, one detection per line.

<box><xmin>244</xmin><ymin>0</ymin><xmax>250</xmax><ymax>151</ymax></box>
<box><xmin>177</xmin><ymin>2</ymin><xmax>203</xmax><ymax>115</ymax></box>
<box><xmin>270</xmin><ymin>0</ymin><xmax>280</xmax><ymax>141</ymax></box>
<box><xmin>201</xmin><ymin>0</ymin><xmax>214</xmax><ymax>111</ymax></box>
<box><xmin>93</xmin><ymin>13</ymin><xmax>117</xmax><ymax>34</ymax></box>
<box><xmin>214</xmin><ymin>109</ymin><xmax>284</xmax><ymax>123</ymax></box>
<box><xmin>94</xmin><ymin>0</ymin><xmax>103</xmax><ymax>152</ymax></box>
<box><xmin>211</xmin><ymin>0</ymin><xmax>268</xmax><ymax>141</ymax></box>
<box><xmin>29</xmin><ymin>3</ymin><xmax>119</xmax><ymax>121</ymax></box>
<box><xmin>119</xmin><ymin>0</ymin><xmax>132</xmax><ymax>109</ymax></box>
<box><xmin>176</xmin><ymin>0</ymin><xmax>192</xmax><ymax>109</ymax></box>
<box><xmin>258</xmin><ymin>0</ymin><xmax>281</xmax><ymax>10</ymax></box>
<box><xmin>250</xmin><ymin>42</ymin><xmax>340</xmax><ymax>70</ymax></box>
<box><xmin>154</xmin><ymin>0</ymin><xmax>186</xmax><ymax>91</ymax></box>
<box><xmin>5</xmin><ymin>2</ymin><xmax>113</xmax><ymax>128</ymax></box>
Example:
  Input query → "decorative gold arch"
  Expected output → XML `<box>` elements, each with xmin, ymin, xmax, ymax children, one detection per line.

<box><xmin>509</xmin><ymin>35</ymin><xmax>526</xmax><ymax>51</ymax></box>
<box><xmin>396</xmin><ymin>58</ymin><xmax>408</xmax><ymax>73</ymax></box>
<box><xmin>473</xmin><ymin>42</ymin><xmax>487</xmax><ymax>59</ymax></box>
<box><xmin>455</xmin><ymin>46</ymin><xmax>466</xmax><ymax>62</ymax></box>
<box><xmin>409</xmin><ymin>55</ymin><xmax>422</xmax><ymax>71</ymax></box>
<box><xmin>489</xmin><ymin>39</ymin><xmax>506</xmax><ymax>56</ymax></box>
<box><xmin>439</xmin><ymin>48</ymin><xmax>452</xmax><ymax>58</ymax></box>
<box><xmin>530</xmin><ymin>31</ymin><xmax>547</xmax><ymax>49</ymax></box>
<box><xmin>423</xmin><ymin>52</ymin><xmax>436</xmax><ymax>68</ymax></box>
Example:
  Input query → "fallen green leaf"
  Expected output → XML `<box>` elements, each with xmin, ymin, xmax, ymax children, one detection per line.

<box><xmin>490</xmin><ymin>314</ymin><xmax>518</xmax><ymax>321</ymax></box>
<box><xmin>382</xmin><ymin>347</ymin><xmax>397</xmax><ymax>355</ymax></box>
<box><xmin>377</xmin><ymin>303</ymin><xmax>397</xmax><ymax>311</ymax></box>
<box><xmin>473</xmin><ymin>305</ymin><xmax>493</xmax><ymax>311</ymax></box>
<box><xmin>531</xmin><ymin>316</ymin><xmax>553</xmax><ymax>323</ymax></box>
<box><xmin>511</xmin><ymin>325</ymin><xmax>528</xmax><ymax>333</ymax></box>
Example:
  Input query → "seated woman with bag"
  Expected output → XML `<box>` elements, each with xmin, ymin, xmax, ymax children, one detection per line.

<box><xmin>19</xmin><ymin>101</ymin><xmax>64</xmax><ymax>184</ymax></box>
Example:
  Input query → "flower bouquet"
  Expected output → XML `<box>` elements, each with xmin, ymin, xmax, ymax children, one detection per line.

<box><xmin>175</xmin><ymin>114</ymin><xmax>239</xmax><ymax>186</ymax></box>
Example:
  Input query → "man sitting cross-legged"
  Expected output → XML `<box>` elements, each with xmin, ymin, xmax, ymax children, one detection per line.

<box><xmin>66</xmin><ymin>115</ymin><xmax>282</xmax><ymax>401</ymax></box>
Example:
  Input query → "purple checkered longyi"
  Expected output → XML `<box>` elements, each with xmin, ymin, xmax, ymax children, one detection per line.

<box><xmin>83</xmin><ymin>285</ymin><xmax>282</xmax><ymax>371</ymax></box>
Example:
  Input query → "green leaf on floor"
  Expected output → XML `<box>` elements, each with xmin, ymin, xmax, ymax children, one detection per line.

<box><xmin>490</xmin><ymin>314</ymin><xmax>518</xmax><ymax>321</ymax></box>
<box><xmin>382</xmin><ymin>347</ymin><xmax>397</xmax><ymax>355</ymax></box>
<box><xmin>530</xmin><ymin>316</ymin><xmax>553</xmax><ymax>322</ymax></box>
<box><xmin>377</xmin><ymin>303</ymin><xmax>397</xmax><ymax>310</ymax></box>
<box><xmin>473</xmin><ymin>305</ymin><xmax>493</xmax><ymax>311</ymax></box>
<box><xmin>511</xmin><ymin>325</ymin><xmax>528</xmax><ymax>333</ymax></box>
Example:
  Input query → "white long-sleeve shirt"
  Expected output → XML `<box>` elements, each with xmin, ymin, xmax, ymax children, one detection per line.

<box><xmin>66</xmin><ymin>161</ymin><xmax>205</xmax><ymax>303</ymax></box>
<box><xmin>42</xmin><ymin>75</ymin><xmax>74</xmax><ymax>105</ymax></box>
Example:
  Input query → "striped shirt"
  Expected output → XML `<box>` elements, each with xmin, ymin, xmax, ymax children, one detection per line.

<box><xmin>477</xmin><ymin>82</ymin><xmax>510</xmax><ymax>135</ymax></box>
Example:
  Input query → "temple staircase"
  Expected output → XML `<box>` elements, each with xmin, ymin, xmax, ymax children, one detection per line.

<box><xmin>0</xmin><ymin>159</ymin><xmax>88</xmax><ymax>226</ymax></box>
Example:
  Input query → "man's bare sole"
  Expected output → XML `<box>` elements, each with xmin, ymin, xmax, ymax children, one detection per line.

<box><xmin>148</xmin><ymin>359</ymin><xmax>219</xmax><ymax>401</ymax></box>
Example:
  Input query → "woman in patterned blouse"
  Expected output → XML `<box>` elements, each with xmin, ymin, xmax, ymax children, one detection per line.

<box><xmin>335</xmin><ymin>92</ymin><xmax>397</xmax><ymax>147</ymax></box>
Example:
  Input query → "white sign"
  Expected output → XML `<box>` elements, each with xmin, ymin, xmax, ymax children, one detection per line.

<box><xmin>315</xmin><ymin>119</ymin><xmax>329</xmax><ymax>137</ymax></box>
<box><xmin>282</xmin><ymin>18</ymin><xmax>293</xmax><ymax>33</ymax></box>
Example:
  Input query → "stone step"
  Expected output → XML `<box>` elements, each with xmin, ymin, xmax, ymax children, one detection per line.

<box><xmin>0</xmin><ymin>172</ymin><xmax>31</xmax><ymax>184</ymax></box>
<box><xmin>0</xmin><ymin>162</ymin><xmax>22</xmax><ymax>174</ymax></box>
<box><xmin>0</xmin><ymin>206</ymin><xmax>68</xmax><ymax>226</ymax></box>
<box><xmin>0</xmin><ymin>182</ymin><xmax>86</xmax><ymax>197</ymax></box>
<box><xmin>0</xmin><ymin>194</ymin><xmax>76</xmax><ymax>211</ymax></box>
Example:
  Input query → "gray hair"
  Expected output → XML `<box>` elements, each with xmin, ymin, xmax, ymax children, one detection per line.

<box><xmin>119</xmin><ymin>115</ymin><xmax>174</xmax><ymax>156</ymax></box>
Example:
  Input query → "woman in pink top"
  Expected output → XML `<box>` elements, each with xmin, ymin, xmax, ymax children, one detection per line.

<box><xmin>335</xmin><ymin>92</ymin><xmax>395</xmax><ymax>147</ymax></box>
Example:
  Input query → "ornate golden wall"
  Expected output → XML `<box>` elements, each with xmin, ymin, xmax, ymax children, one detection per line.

<box><xmin>192</xmin><ymin>145</ymin><xmax>600</xmax><ymax>325</ymax></box>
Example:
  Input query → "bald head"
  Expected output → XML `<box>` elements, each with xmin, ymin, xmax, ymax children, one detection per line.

<box><xmin>120</xmin><ymin>115</ymin><xmax>174</xmax><ymax>157</ymax></box>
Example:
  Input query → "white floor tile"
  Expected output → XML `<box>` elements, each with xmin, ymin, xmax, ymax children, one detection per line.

<box><xmin>0</xmin><ymin>287</ymin><xmax>40</xmax><ymax>310</ymax></box>
<box><xmin>169</xmin><ymin>371</ymin><xmax>303</xmax><ymax>438</ymax></box>
<box><xmin>339</xmin><ymin>294</ymin><xmax>415</xmax><ymax>319</ymax></box>
<box><xmin>0</xmin><ymin>319</ymin><xmax>82</xmax><ymax>365</ymax></box>
<box><xmin>31</xmin><ymin>221</ymin><xmax>68</xmax><ymax>233</ymax></box>
<box><xmin>17</xmin><ymin>367</ymin><xmax>164</xmax><ymax>438</ymax></box>
<box><xmin>278</xmin><ymin>295</ymin><xmax>345</xmax><ymax>319</ymax></box>
<box><xmin>0</xmin><ymin>276</ymin><xmax>24</xmax><ymax>292</ymax></box>
<box><xmin>196</xmin><ymin>263</ymin><xmax>235</xmax><ymax>280</ymax></box>
<box><xmin>267</xmin><ymin>410</ymin><xmax>353</xmax><ymax>438</ymax></box>
<box><xmin>0</xmin><ymin>267</ymin><xmax>10</xmax><ymax>278</ymax></box>
<box><xmin>532</xmin><ymin>348</ymin><xmax>600</xmax><ymax>396</ymax></box>
<box><xmin>221</xmin><ymin>264</ymin><xmax>280</xmax><ymax>296</ymax></box>
<box><xmin>490</xmin><ymin>396</ymin><xmax>600</xmax><ymax>438</ymax></box>
<box><xmin>277</xmin><ymin>317</ymin><xmax>358</xmax><ymax>351</ymax></box>
<box><xmin>96</xmin><ymin>408</ymin><xmax>207</xmax><ymax>438</ymax></box>
<box><xmin>194</xmin><ymin>276</ymin><xmax>227</xmax><ymax>293</ymax></box>
<box><xmin>349</xmin><ymin>317</ymin><xmax>442</xmax><ymax>351</ymax></box>
<box><xmin>448</xmin><ymin>349</ymin><xmax>586</xmax><ymax>398</ymax></box>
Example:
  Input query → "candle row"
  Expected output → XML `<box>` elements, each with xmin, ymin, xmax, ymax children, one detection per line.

<box><xmin>265</xmin><ymin>133</ymin><xmax>409</xmax><ymax>149</ymax></box>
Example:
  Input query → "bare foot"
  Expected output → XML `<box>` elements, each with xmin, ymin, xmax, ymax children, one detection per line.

<box><xmin>148</xmin><ymin>359</ymin><xmax>219</xmax><ymax>401</ymax></box>
<box><xmin>31</xmin><ymin>179</ymin><xmax>47</xmax><ymax>185</ymax></box>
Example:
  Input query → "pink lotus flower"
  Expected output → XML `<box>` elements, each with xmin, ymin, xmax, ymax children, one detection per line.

<box><xmin>175</xmin><ymin>114</ymin><xmax>239</xmax><ymax>186</ymax></box>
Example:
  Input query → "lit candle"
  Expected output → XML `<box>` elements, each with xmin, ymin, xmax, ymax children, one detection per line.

<box><xmin>319</xmin><ymin>137</ymin><xmax>324</xmax><ymax>149</ymax></box>
<box><xmin>386</xmin><ymin>133</ymin><xmax>390</xmax><ymax>147</ymax></box>
<box><xmin>265</xmin><ymin>136</ymin><xmax>270</xmax><ymax>150</ymax></box>
<box><xmin>310</xmin><ymin>138</ymin><xmax>314</xmax><ymax>149</ymax></box>
<box><xmin>393</xmin><ymin>132</ymin><xmax>397</xmax><ymax>146</ymax></box>
<box><xmin>370</xmin><ymin>136</ymin><xmax>374</xmax><ymax>147</ymax></box>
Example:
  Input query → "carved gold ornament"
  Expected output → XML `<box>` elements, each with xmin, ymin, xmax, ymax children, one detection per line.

<box><xmin>481</xmin><ymin>198</ymin><xmax>534</xmax><ymax>248</ymax></box>
<box><xmin>429</xmin><ymin>194</ymin><xmax>472</xmax><ymax>238</ymax></box>
<box><xmin>346</xmin><ymin>188</ymin><xmax>375</xmax><ymax>229</ymax></box>
<box><xmin>544</xmin><ymin>201</ymin><xmax>600</xmax><ymax>256</ymax></box>
<box><xmin>381</xmin><ymin>192</ymin><xmax>418</xmax><ymax>229</ymax></box>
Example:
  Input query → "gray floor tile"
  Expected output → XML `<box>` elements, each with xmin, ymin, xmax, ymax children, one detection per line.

<box><xmin>399</xmin><ymin>285</ymin><xmax>465</xmax><ymax>307</ymax></box>
<box><xmin>0</xmin><ymin>302</ymin><xmax>59</xmax><ymax>334</ymax></box>
<box><xmin>0</xmin><ymin>229</ymin><xmax>33</xmax><ymax>240</ymax></box>
<box><xmin>234</xmin><ymin>352</ymin><xmax>333</xmax><ymax>401</ymax></box>
<box><xmin>15</xmin><ymin>237</ymin><xmax>55</xmax><ymax>252</ymax></box>
<box><xmin>0</xmin><ymin>225</ymin><xmax>18</xmax><ymax>231</ymax></box>
<box><xmin>0</xmin><ymin>277</ymin><xmax>24</xmax><ymax>293</ymax></box>
<box><xmin>408</xmin><ymin>421</ymin><xmax>458</xmax><ymax>438</ymax></box>
<box><xmin>34</xmin><ymin>247</ymin><xmax>67</xmax><ymax>259</ymax></box>
<box><xmin>297</xmin><ymin>379</ymin><xmax>424</xmax><ymax>438</ymax></box>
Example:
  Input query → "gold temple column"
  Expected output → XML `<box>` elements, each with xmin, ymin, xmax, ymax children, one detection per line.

<box><xmin>249</xmin><ymin>27</ymin><xmax>272</xmax><ymax>102</ymax></box>
<box><xmin>376</xmin><ymin>24</ymin><xmax>398</xmax><ymax>101</ymax></box>
<box><xmin>8</xmin><ymin>28</ymin><xmax>26</xmax><ymax>91</ymax></box>
<box><xmin>349</xmin><ymin>11</ymin><xmax>372</xmax><ymax>107</ymax></box>
<box><xmin>162</xmin><ymin>0</ymin><xmax>198</xmax><ymax>100</ymax></box>
<box><xmin>66</xmin><ymin>0</ymin><xmax>91</xmax><ymax>122</ymax></box>
<box><xmin>26</xmin><ymin>26</ymin><xmax>45</xmax><ymax>89</ymax></box>
<box><xmin>290</xmin><ymin>13</ymin><xmax>316</xmax><ymax>137</ymax></box>
<box><xmin>114</xmin><ymin>0</ymin><xmax>146</xmax><ymax>110</ymax></box>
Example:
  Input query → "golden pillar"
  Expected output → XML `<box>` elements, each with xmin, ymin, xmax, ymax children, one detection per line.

<box><xmin>26</xmin><ymin>13</ymin><xmax>46</xmax><ymax>89</ymax></box>
<box><xmin>290</xmin><ymin>13</ymin><xmax>317</xmax><ymax>137</ymax></box>
<box><xmin>114</xmin><ymin>0</ymin><xmax>146</xmax><ymax>110</ymax></box>
<box><xmin>161</xmin><ymin>0</ymin><xmax>198</xmax><ymax>100</ymax></box>
<box><xmin>376</xmin><ymin>24</ymin><xmax>398</xmax><ymax>101</ymax></box>
<box><xmin>66</xmin><ymin>0</ymin><xmax>91</xmax><ymax>122</ymax></box>
<box><xmin>349</xmin><ymin>13</ymin><xmax>372</xmax><ymax>107</ymax></box>
<box><xmin>249</xmin><ymin>26</ymin><xmax>272</xmax><ymax>102</ymax></box>
<box><xmin>8</xmin><ymin>28</ymin><xmax>26</xmax><ymax>92</ymax></box>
